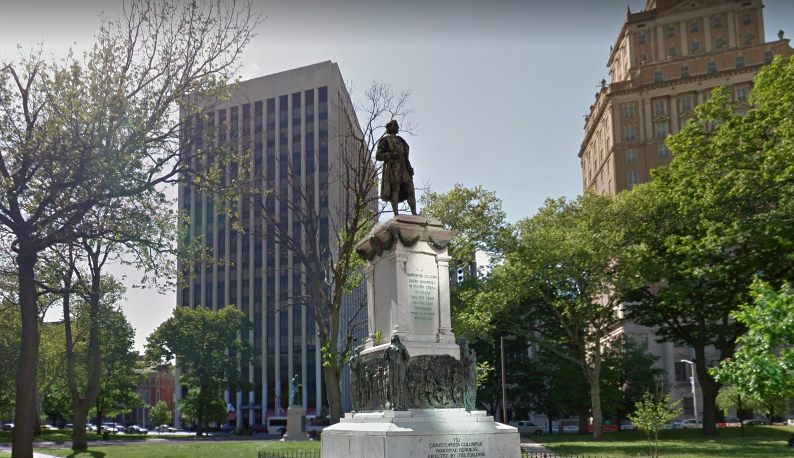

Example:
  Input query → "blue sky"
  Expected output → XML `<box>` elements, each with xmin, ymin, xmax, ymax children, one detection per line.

<box><xmin>2</xmin><ymin>0</ymin><xmax>792</xmax><ymax>350</ymax></box>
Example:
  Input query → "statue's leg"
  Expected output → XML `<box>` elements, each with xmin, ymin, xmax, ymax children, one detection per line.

<box><xmin>390</xmin><ymin>184</ymin><xmax>400</xmax><ymax>216</ymax></box>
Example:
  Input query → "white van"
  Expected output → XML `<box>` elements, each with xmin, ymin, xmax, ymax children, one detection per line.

<box><xmin>266</xmin><ymin>416</ymin><xmax>288</xmax><ymax>435</ymax></box>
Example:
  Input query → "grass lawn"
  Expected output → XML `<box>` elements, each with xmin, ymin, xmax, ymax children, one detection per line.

<box><xmin>37</xmin><ymin>439</ymin><xmax>320</xmax><ymax>458</ymax></box>
<box><xmin>534</xmin><ymin>425</ymin><xmax>794</xmax><ymax>458</ymax></box>
<box><xmin>0</xmin><ymin>431</ymin><xmax>147</xmax><ymax>444</ymax></box>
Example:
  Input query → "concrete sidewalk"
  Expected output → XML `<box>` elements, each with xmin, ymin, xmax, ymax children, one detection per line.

<box><xmin>520</xmin><ymin>435</ymin><xmax>556</xmax><ymax>455</ymax></box>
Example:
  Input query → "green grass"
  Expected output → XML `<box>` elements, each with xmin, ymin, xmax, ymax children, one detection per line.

<box><xmin>0</xmin><ymin>431</ymin><xmax>147</xmax><ymax>444</ymax></box>
<box><xmin>534</xmin><ymin>425</ymin><xmax>794</xmax><ymax>457</ymax></box>
<box><xmin>37</xmin><ymin>439</ymin><xmax>320</xmax><ymax>458</ymax></box>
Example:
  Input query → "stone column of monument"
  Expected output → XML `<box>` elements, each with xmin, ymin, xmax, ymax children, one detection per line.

<box><xmin>321</xmin><ymin>215</ymin><xmax>520</xmax><ymax>458</ymax></box>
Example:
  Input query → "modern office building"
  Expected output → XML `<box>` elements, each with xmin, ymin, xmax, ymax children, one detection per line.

<box><xmin>577</xmin><ymin>0</ymin><xmax>792</xmax><ymax>418</ymax></box>
<box><xmin>176</xmin><ymin>61</ymin><xmax>367</xmax><ymax>428</ymax></box>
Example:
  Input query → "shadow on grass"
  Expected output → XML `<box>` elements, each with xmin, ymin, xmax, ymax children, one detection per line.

<box><xmin>60</xmin><ymin>452</ymin><xmax>106</xmax><ymax>458</ymax></box>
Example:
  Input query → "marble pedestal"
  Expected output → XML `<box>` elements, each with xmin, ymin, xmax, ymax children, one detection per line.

<box><xmin>321</xmin><ymin>410</ymin><xmax>520</xmax><ymax>458</ymax></box>
<box><xmin>281</xmin><ymin>407</ymin><xmax>309</xmax><ymax>441</ymax></box>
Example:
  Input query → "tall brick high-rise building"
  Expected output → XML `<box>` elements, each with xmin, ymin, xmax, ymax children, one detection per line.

<box><xmin>578</xmin><ymin>0</ymin><xmax>792</xmax><ymax>419</ymax></box>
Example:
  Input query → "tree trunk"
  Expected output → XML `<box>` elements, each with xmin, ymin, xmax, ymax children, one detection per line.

<box><xmin>325</xmin><ymin>364</ymin><xmax>343</xmax><ymax>425</ymax></box>
<box><xmin>590</xmin><ymin>373</ymin><xmax>603</xmax><ymax>440</ymax></box>
<box><xmin>695</xmin><ymin>347</ymin><xmax>720</xmax><ymax>436</ymax></box>
<box><xmin>12</xmin><ymin>249</ymin><xmax>39</xmax><ymax>458</ymax></box>
<box><xmin>196</xmin><ymin>386</ymin><xmax>204</xmax><ymax>436</ymax></box>
<box><xmin>72</xmin><ymin>399</ymin><xmax>92</xmax><ymax>451</ymax></box>
<box><xmin>547</xmin><ymin>418</ymin><xmax>553</xmax><ymax>435</ymax></box>
<box><xmin>577</xmin><ymin>408</ymin><xmax>589</xmax><ymax>434</ymax></box>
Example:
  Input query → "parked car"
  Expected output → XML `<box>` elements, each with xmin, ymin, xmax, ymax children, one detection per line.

<box><xmin>664</xmin><ymin>420</ymin><xmax>683</xmax><ymax>430</ymax></box>
<box><xmin>43</xmin><ymin>424</ymin><xmax>59</xmax><ymax>431</ymax></box>
<box><xmin>251</xmin><ymin>423</ymin><xmax>268</xmax><ymax>434</ymax></box>
<box><xmin>101</xmin><ymin>424</ymin><xmax>119</xmax><ymax>433</ymax></box>
<box><xmin>680</xmin><ymin>419</ymin><xmax>703</xmax><ymax>429</ymax></box>
<box><xmin>513</xmin><ymin>420</ymin><xmax>543</xmax><ymax>435</ymax></box>
<box><xmin>155</xmin><ymin>424</ymin><xmax>172</xmax><ymax>433</ymax></box>
<box><xmin>1</xmin><ymin>423</ymin><xmax>14</xmax><ymax>431</ymax></box>
<box><xmin>127</xmin><ymin>425</ymin><xmax>148</xmax><ymax>435</ymax></box>
<box><xmin>743</xmin><ymin>419</ymin><xmax>771</xmax><ymax>426</ymax></box>
<box><xmin>64</xmin><ymin>424</ymin><xmax>74</xmax><ymax>431</ymax></box>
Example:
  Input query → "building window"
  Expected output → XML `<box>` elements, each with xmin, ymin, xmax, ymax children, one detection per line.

<box><xmin>765</xmin><ymin>50</ymin><xmax>774</xmax><ymax>64</ymax></box>
<box><xmin>623</xmin><ymin>106</ymin><xmax>635</xmax><ymax>119</ymax></box>
<box><xmin>736</xmin><ymin>87</ymin><xmax>748</xmax><ymax>102</ymax></box>
<box><xmin>690</xmin><ymin>21</ymin><xmax>699</xmax><ymax>33</ymax></box>
<box><xmin>681</xmin><ymin>65</ymin><xmax>690</xmax><ymax>78</ymax></box>
<box><xmin>669</xmin><ymin>46</ymin><xmax>677</xmax><ymax>57</ymax></box>
<box><xmin>692</xmin><ymin>41</ymin><xmax>700</xmax><ymax>52</ymax></box>
<box><xmin>675</xmin><ymin>361</ymin><xmax>688</xmax><ymax>382</ymax></box>
<box><xmin>655</xmin><ymin>122</ymin><xmax>668</xmax><ymax>138</ymax></box>
<box><xmin>638</xmin><ymin>33</ymin><xmax>646</xmax><ymax>45</ymax></box>
<box><xmin>654</xmin><ymin>70</ymin><xmax>663</xmax><ymax>82</ymax></box>
<box><xmin>624</xmin><ymin>126</ymin><xmax>636</xmax><ymax>142</ymax></box>
<box><xmin>626</xmin><ymin>148</ymin><xmax>638</xmax><ymax>164</ymax></box>
<box><xmin>716</xmin><ymin>37</ymin><xmax>725</xmax><ymax>49</ymax></box>
<box><xmin>667</xmin><ymin>26</ymin><xmax>676</xmax><ymax>37</ymax></box>
<box><xmin>743</xmin><ymin>13</ymin><xmax>751</xmax><ymax>24</ymax></box>
<box><xmin>708</xmin><ymin>61</ymin><xmax>717</xmax><ymax>73</ymax></box>
<box><xmin>714</xmin><ymin>16</ymin><xmax>723</xmax><ymax>28</ymax></box>
<box><xmin>627</xmin><ymin>170</ymin><xmax>639</xmax><ymax>187</ymax></box>
<box><xmin>744</xmin><ymin>34</ymin><xmax>753</xmax><ymax>45</ymax></box>
<box><xmin>637</xmin><ymin>333</ymin><xmax>649</xmax><ymax>350</ymax></box>
<box><xmin>654</xmin><ymin>101</ymin><xmax>666</xmax><ymax>116</ymax></box>
<box><xmin>736</xmin><ymin>56</ymin><xmax>745</xmax><ymax>69</ymax></box>
<box><xmin>680</xmin><ymin>95</ymin><xmax>692</xmax><ymax>111</ymax></box>
<box><xmin>658</xmin><ymin>144</ymin><xmax>671</xmax><ymax>159</ymax></box>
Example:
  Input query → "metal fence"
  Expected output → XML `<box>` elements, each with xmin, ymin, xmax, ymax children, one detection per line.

<box><xmin>258</xmin><ymin>451</ymin><xmax>319</xmax><ymax>458</ymax></box>
<box><xmin>522</xmin><ymin>452</ymin><xmax>613</xmax><ymax>458</ymax></box>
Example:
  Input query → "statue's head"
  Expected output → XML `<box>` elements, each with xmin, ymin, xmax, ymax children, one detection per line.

<box><xmin>459</xmin><ymin>338</ymin><xmax>469</xmax><ymax>349</ymax></box>
<box><xmin>391</xmin><ymin>334</ymin><xmax>401</xmax><ymax>345</ymax></box>
<box><xmin>386</xmin><ymin>119</ymin><xmax>399</xmax><ymax>135</ymax></box>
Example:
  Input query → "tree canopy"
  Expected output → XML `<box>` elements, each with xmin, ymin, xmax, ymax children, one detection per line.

<box><xmin>146</xmin><ymin>305</ymin><xmax>252</xmax><ymax>436</ymax></box>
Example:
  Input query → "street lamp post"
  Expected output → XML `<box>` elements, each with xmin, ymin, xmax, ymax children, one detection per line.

<box><xmin>500</xmin><ymin>335</ymin><xmax>517</xmax><ymax>424</ymax></box>
<box><xmin>681</xmin><ymin>359</ymin><xmax>698</xmax><ymax>424</ymax></box>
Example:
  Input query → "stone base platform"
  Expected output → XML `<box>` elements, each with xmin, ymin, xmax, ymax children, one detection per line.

<box><xmin>321</xmin><ymin>409</ymin><xmax>519</xmax><ymax>458</ymax></box>
<box><xmin>281</xmin><ymin>406</ymin><xmax>310</xmax><ymax>441</ymax></box>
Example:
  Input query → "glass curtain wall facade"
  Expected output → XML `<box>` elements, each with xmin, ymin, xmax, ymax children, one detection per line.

<box><xmin>176</xmin><ymin>61</ymin><xmax>363</xmax><ymax>428</ymax></box>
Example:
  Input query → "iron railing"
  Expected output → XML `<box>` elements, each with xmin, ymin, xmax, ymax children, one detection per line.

<box><xmin>258</xmin><ymin>451</ymin><xmax>319</xmax><ymax>458</ymax></box>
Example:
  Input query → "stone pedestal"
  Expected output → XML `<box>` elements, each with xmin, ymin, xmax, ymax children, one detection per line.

<box><xmin>356</xmin><ymin>216</ymin><xmax>459</xmax><ymax>359</ymax></box>
<box><xmin>330</xmin><ymin>215</ymin><xmax>519</xmax><ymax>458</ymax></box>
<box><xmin>321</xmin><ymin>410</ymin><xmax>520</xmax><ymax>458</ymax></box>
<box><xmin>282</xmin><ymin>407</ymin><xmax>309</xmax><ymax>441</ymax></box>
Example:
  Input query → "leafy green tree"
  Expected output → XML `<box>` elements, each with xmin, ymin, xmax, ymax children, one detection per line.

<box><xmin>628</xmin><ymin>387</ymin><xmax>682</xmax><ymax>458</ymax></box>
<box><xmin>419</xmin><ymin>184</ymin><xmax>509</xmax><ymax>340</ymax></box>
<box><xmin>621</xmin><ymin>56</ymin><xmax>794</xmax><ymax>436</ymax></box>
<box><xmin>92</xmin><ymin>307</ymin><xmax>144</xmax><ymax>434</ymax></box>
<box><xmin>0</xmin><ymin>1</ymin><xmax>259</xmax><ymax>455</ymax></box>
<box><xmin>149</xmin><ymin>401</ymin><xmax>171</xmax><ymax>433</ymax></box>
<box><xmin>519</xmin><ymin>348</ymin><xmax>589</xmax><ymax>434</ymax></box>
<box><xmin>484</xmin><ymin>194</ymin><xmax>643</xmax><ymax>439</ymax></box>
<box><xmin>601</xmin><ymin>335</ymin><xmax>665</xmax><ymax>431</ymax></box>
<box><xmin>146</xmin><ymin>305</ymin><xmax>252</xmax><ymax>436</ymax></box>
<box><xmin>713</xmin><ymin>281</ymin><xmax>794</xmax><ymax>401</ymax></box>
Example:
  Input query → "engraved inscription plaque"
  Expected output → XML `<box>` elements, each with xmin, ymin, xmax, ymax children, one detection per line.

<box><xmin>407</xmin><ymin>270</ymin><xmax>438</xmax><ymax>335</ymax></box>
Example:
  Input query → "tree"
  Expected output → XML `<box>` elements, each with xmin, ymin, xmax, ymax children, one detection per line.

<box><xmin>149</xmin><ymin>401</ymin><xmax>171</xmax><ymax>433</ymax></box>
<box><xmin>92</xmin><ymin>306</ymin><xmax>144</xmax><ymax>434</ymax></box>
<box><xmin>484</xmin><ymin>194</ymin><xmax>643</xmax><ymax>439</ymax></box>
<box><xmin>0</xmin><ymin>1</ymin><xmax>259</xmax><ymax>455</ymax></box>
<box><xmin>146</xmin><ymin>305</ymin><xmax>252</xmax><ymax>436</ymax></box>
<box><xmin>206</xmin><ymin>81</ymin><xmax>411</xmax><ymax>424</ymax></box>
<box><xmin>600</xmin><ymin>335</ymin><xmax>664</xmax><ymax>431</ymax></box>
<box><xmin>621</xmin><ymin>56</ymin><xmax>794</xmax><ymax>436</ymax></box>
<box><xmin>520</xmin><ymin>348</ymin><xmax>589</xmax><ymax>434</ymax></box>
<box><xmin>628</xmin><ymin>387</ymin><xmax>682</xmax><ymax>458</ymax></box>
<box><xmin>419</xmin><ymin>184</ymin><xmax>509</xmax><ymax>339</ymax></box>
<box><xmin>713</xmin><ymin>280</ymin><xmax>794</xmax><ymax>401</ymax></box>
